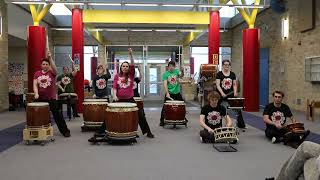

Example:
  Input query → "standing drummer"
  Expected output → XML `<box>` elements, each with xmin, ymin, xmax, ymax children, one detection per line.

<box><xmin>33</xmin><ymin>51</ymin><xmax>71</xmax><ymax>137</ymax></box>
<box><xmin>57</xmin><ymin>61</ymin><xmax>80</xmax><ymax>119</ymax></box>
<box><xmin>216</xmin><ymin>59</ymin><xmax>246</xmax><ymax>129</ymax></box>
<box><xmin>199</xmin><ymin>91</ymin><xmax>232</xmax><ymax>143</ymax></box>
<box><xmin>263</xmin><ymin>91</ymin><xmax>310</xmax><ymax>147</ymax></box>
<box><xmin>159</xmin><ymin>61</ymin><xmax>184</xmax><ymax>127</ymax></box>
<box><xmin>92</xmin><ymin>65</ymin><xmax>111</xmax><ymax>100</ymax></box>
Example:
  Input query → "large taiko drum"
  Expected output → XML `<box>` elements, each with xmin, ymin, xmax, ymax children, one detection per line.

<box><xmin>283</xmin><ymin>122</ymin><xmax>305</xmax><ymax>135</ymax></box>
<box><xmin>200</xmin><ymin>64</ymin><xmax>217</xmax><ymax>78</ymax></box>
<box><xmin>133</xmin><ymin>97</ymin><xmax>144</xmax><ymax>110</ymax></box>
<box><xmin>105</xmin><ymin>103</ymin><xmax>139</xmax><ymax>139</ymax></box>
<box><xmin>227</xmin><ymin>98</ymin><xmax>245</xmax><ymax>109</ymax></box>
<box><xmin>26</xmin><ymin>93</ymin><xmax>35</xmax><ymax>103</ymax></box>
<box><xmin>213</xmin><ymin>127</ymin><xmax>238</xmax><ymax>143</ymax></box>
<box><xmin>164</xmin><ymin>100</ymin><xmax>186</xmax><ymax>123</ymax></box>
<box><xmin>26</xmin><ymin>102</ymin><xmax>50</xmax><ymax>127</ymax></box>
<box><xmin>83</xmin><ymin>99</ymin><xmax>108</xmax><ymax>126</ymax></box>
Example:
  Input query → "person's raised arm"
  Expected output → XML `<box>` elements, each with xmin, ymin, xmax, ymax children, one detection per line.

<box><xmin>47</xmin><ymin>51</ymin><xmax>57</xmax><ymax>75</ymax></box>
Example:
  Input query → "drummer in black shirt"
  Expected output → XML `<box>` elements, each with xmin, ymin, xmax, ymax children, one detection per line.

<box><xmin>199</xmin><ymin>91</ymin><xmax>233</xmax><ymax>143</ymax></box>
<box><xmin>92</xmin><ymin>65</ymin><xmax>111</xmax><ymax>100</ymax></box>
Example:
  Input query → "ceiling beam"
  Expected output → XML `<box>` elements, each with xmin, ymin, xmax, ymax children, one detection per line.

<box><xmin>83</xmin><ymin>10</ymin><xmax>209</xmax><ymax>24</ymax></box>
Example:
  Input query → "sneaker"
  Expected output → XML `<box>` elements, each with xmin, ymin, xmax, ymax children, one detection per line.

<box><xmin>200</xmin><ymin>137</ymin><xmax>204</xmax><ymax>143</ymax></box>
<box><xmin>271</xmin><ymin>137</ymin><xmax>277</xmax><ymax>143</ymax></box>
<box><xmin>159</xmin><ymin>122</ymin><xmax>164</xmax><ymax>127</ymax></box>
<box><xmin>146</xmin><ymin>133</ymin><xmax>154</xmax><ymax>138</ymax></box>
<box><xmin>265</xmin><ymin>177</ymin><xmax>275</xmax><ymax>180</ymax></box>
<box><xmin>73</xmin><ymin>114</ymin><xmax>80</xmax><ymax>118</ymax></box>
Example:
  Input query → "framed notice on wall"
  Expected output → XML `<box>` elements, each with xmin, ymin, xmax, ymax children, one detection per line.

<box><xmin>298</xmin><ymin>0</ymin><xmax>315</xmax><ymax>32</ymax></box>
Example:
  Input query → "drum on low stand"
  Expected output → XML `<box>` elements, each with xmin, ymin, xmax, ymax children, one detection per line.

<box><xmin>212</xmin><ymin>127</ymin><xmax>238</xmax><ymax>152</ymax></box>
<box><xmin>59</xmin><ymin>93</ymin><xmax>78</xmax><ymax>121</ymax></box>
<box><xmin>81</xmin><ymin>99</ymin><xmax>108</xmax><ymax>132</ymax></box>
<box><xmin>164</xmin><ymin>100</ymin><xmax>187</xmax><ymax>127</ymax></box>
<box><xmin>200</xmin><ymin>64</ymin><xmax>217</xmax><ymax>78</ymax></box>
<box><xmin>105</xmin><ymin>103</ymin><xmax>139</xmax><ymax>140</ymax></box>
<box><xmin>133</xmin><ymin>97</ymin><xmax>144</xmax><ymax>110</ymax></box>
<box><xmin>23</xmin><ymin>102</ymin><xmax>54</xmax><ymax>145</ymax></box>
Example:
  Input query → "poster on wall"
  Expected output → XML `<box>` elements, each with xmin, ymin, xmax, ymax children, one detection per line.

<box><xmin>8</xmin><ymin>63</ymin><xmax>24</xmax><ymax>95</ymax></box>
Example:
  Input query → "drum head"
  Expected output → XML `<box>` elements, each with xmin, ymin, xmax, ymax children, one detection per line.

<box><xmin>27</xmin><ymin>102</ymin><xmax>49</xmax><ymax>106</ymax></box>
<box><xmin>133</xmin><ymin>97</ymin><xmax>143</xmax><ymax>101</ymax></box>
<box><xmin>83</xmin><ymin>102</ymin><xmax>108</xmax><ymax>105</ymax></box>
<box><xmin>165</xmin><ymin>100</ymin><xmax>185</xmax><ymax>105</ymax></box>
<box><xmin>84</xmin><ymin>99</ymin><xmax>108</xmax><ymax>102</ymax></box>
<box><xmin>108</xmin><ymin>103</ymin><xmax>137</xmax><ymax>108</ymax></box>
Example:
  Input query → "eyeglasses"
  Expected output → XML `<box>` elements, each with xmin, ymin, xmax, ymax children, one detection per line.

<box><xmin>274</xmin><ymin>96</ymin><xmax>282</xmax><ymax>98</ymax></box>
<box><xmin>223</xmin><ymin>64</ymin><xmax>230</xmax><ymax>66</ymax></box>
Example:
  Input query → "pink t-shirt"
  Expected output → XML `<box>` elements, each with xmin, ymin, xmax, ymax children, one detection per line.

<box><xmin>113</xmin><ymin>65</ymin><xmax>135</xmax><ymax>100</ymax></box>
<box><xmin>33</xmin><ymin>70</ymin><xmax>57</xmax><ymax>100</ymax></box>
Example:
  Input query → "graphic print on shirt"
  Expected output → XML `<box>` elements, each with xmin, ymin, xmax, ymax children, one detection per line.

<box><xmin>37</xmin><ymin>75</ymin><xmax>52</xmax><ymax>89</ymax></box>
<box><xmin>207</xmin><ymin>111</ymin><xmax>222</xmax><ymax>125</ymax></box>
<box><xmin>271</xmin><ymin>111</ymin><xmax>285</xmax><ymax>125</ymax></box>
<box><xmin>61</xmin><ymin>76</ymin><xmax>71</xmax><ymax>85</ymax></box>
<box><xmin>117</xmin><ymin>77</ymin><xmax>131</xmax><ymax>89</ymax></box>
<box><xmin>96</xmin><ymin>78</ymin><xmax>106</xmax><ymax>89</ymax></box>
<box><xmin>168</xmin><ymin>75</ymin><xmax>177</xmax><ymax>85</ymax></box>
<box><xmin>222</xmin><ymin>78</ymin><xmax>232</xmax><ymax>90</ymax></box>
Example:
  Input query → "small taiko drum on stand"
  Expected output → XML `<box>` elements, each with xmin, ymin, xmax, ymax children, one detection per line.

<box><xmin>212</xmin><ymin>127</ymin><xmax>238</xmax><ymax>152</ymax></box>
<box><xmin>81</xmin><ymin>99</ymin><xmax>108</xmax><ymax>132</ymax></box>
<box><xmin>283</xmin><ymin>122</ymin><xmax>306</xmax><ymax>135</ymax></box>
<box><xmin>133</xmin><ymin>97</ymin><xmax>144</xmax><ymax>110</ymax></box>
<box><xmin>59</xmin><ymin>93</ymin><xmax>78</xmax><ymax>121</ymax></box>
<box><xmin>227</xmin><ymin>98</ymin><xmax>245</xmax><ymax>110</ymax></box>
<box><xmin>200</xmin><ymin>64</ymin><xmax>217</xmax><ymax>78</ymax></box>
<box><xmin>164</xmin><ymin>100</ymin><xmax>187</xmax><ymax>127</ymax></box>
<box><xmin>105</xmin><ymin>103</ymin><xmax>139</xmax><ymax>140</ymax></box>
<box><xmin>23</xmin><ymin>102</ymin><xmax>54</xmax><ymax>145</ymax></box>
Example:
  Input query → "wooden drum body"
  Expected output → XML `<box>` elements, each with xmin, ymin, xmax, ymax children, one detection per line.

<box><xmin>227</xmin><ymin>98</ymin><xmax>245</xmax><ymax>109</ymax></box>
<box><xmin>213</xmin><ymin>127</ymin><xmax>238</xmax><ymax>143</ymax></box>
<box><xmin>283</xmin><ymin>122</ymin><xmax>305</xmax><ymax>135</ymax></box>
<box><xmin>133</xmin><ymin>97</ymin><xmax>144</xmax><ymax>110</ymax></box>
<box><xmin>83</xmin><ymin>99</ymin><xmax>108</xmax><ymax>126</ymax></box>
<box><xmin>200</xmin><ymin>64</ymin><xmax>217</xmax><ymax>78</ymax></box>
<box><xmin>105</xmin><ymin>103</ymin><xmax>139</xmax><ymax>139</ymax></box>
<box><xmin>164</xmin><ymin>101</ymin><xmax>186</xmax><ymax>124</ymax></box>
<box><xmin>26</xmin><ymin>102</ymin><xmax>50</xmax><ymax>127</ymax></box>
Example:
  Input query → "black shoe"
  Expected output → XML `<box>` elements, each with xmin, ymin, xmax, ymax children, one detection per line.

<box><xmin>265</xmin><ymin>177</ymin><xmax>275</xmax><ymax>180</ymax></box>
<box><xmin>73</xmin><ymin>114</ymin><xmax>80</xmax><ymax>118</ymax></box>
<box><xmin>136</xmin><ymin>134</ymin><xmax>140</xmax><ymax>138</ymax></box>
<box><xmin>63</xmin><ymin>131</ymin><xmax>71</xmax><ymax>137</ymax></box>
<box><xmin>146</xmin><ymin>133</ymin><xmax>154</xmax><ymax>138</ymax></box>
<box><xmin>159</xmin><ymin>122</ymin><xmax>164</xmax><ymax>127</ymax></box>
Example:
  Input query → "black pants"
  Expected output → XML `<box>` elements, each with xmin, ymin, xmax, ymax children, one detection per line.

<box><xmin>265</xmin><ymin>126</ymin><xmax>286</xmax><ymax>141</ymax></box>
<box><xmin>36</xmin><ymin>99</ymin><xmax>70</xmax><ymax>135</ymax></box>
<box><xmin>200</xmin><ymin>129</ymin><xmax>215</xmax><ymax>143</ymax></box>
<box><xmin>160</xmin><ymin>93</ymin><xmax>184</xmax><ymax>124</ymax></box>
<box><xmin>98</xmin><ymin>98</ymin><xmax>152</xmax><ymax>135</ymax></box>
<box><xmin>218</xmin><ymin>95</ymin><xmax>246</xmax><ymax>128</ymax></box>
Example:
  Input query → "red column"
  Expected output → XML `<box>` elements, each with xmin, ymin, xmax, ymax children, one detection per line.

<box><xmin>208</xmin><ymin>11</ymin><xmax>220</xmax><ymax>65</ymax></box>
<box><xmin>243</xmin><ymin>28</ymin><xmax>260</xmax><ymax>112</ymax></box>
<box><xmin>72</xmin><ymin>8</ymin><xmax>84</xmax><ymax>112</ymax></box>
<box><xmin>27</xmin><ymin>26</ymin><xmax>46</xmax><ymax>92</ymax></box>
<box><xmin>90</xmin><ymin>56</ymin><xmax>97</xmax><ymax>81</ymax></box>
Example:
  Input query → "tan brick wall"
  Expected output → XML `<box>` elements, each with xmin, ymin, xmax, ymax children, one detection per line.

<box><xmin>231</xmin><ymin>0</ymin><xmax>320</xmax><ymax>111</ymax></box>
<box><xmin>0</xmin><ymin>1</ymin><xmax>8</xmax><ymax>111</ymax></box>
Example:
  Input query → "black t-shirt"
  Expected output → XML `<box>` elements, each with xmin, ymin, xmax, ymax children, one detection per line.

<box><xmin>263</xmin><ymin>103</ymin><xmax>293</xmax><ymax>129</ymax></box>
<box><xmin>216</xmin><ymin>71</ymin><xmax>236</xmax><ymax>96</ymax></box>
<box><xmin>93</xmin><ymin>73</ymin><xmax>111</xmax><ymax>98</ymax></box>
<box><xmin>133</xmin><ymin>77</ymin><xmax>141</xmax><ymax>97</ymax></box>
<box><xmin>200</xmin><ymin>104</ymin><xmax>227</xmax><ymax>130</ymax></box>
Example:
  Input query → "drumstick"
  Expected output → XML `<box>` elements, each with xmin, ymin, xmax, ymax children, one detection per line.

<box><xmin>168</xmin><ymin>97</ymin><xmax>174</xmax><ymax>101</ymax></box>
<box><xmin>68</xmin><ymin>54</ymin><xmax>74</xmax><ymax>63</ymax></box>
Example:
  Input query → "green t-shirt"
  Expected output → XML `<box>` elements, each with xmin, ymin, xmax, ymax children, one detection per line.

<box><xmin>57</xmin><ymin>73</ymin><xmax>74</xmax><ymax>94</ymax></box>
<box><xmin>162</xmin><ymin>69</ymin><xmax>181</xmax><ymax>94</ymax></box>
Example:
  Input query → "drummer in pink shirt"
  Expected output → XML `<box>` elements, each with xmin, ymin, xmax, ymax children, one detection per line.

<box><xmin>112</xmin><ymin>48</ymin><xmax>154</xmax><ymax>138</ymax></box>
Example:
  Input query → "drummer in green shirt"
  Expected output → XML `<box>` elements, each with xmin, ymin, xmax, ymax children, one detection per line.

<box><xmin>159</xmin><ymin>61</ymin><xmax>184</xmax><ymax>126</ymax></box>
